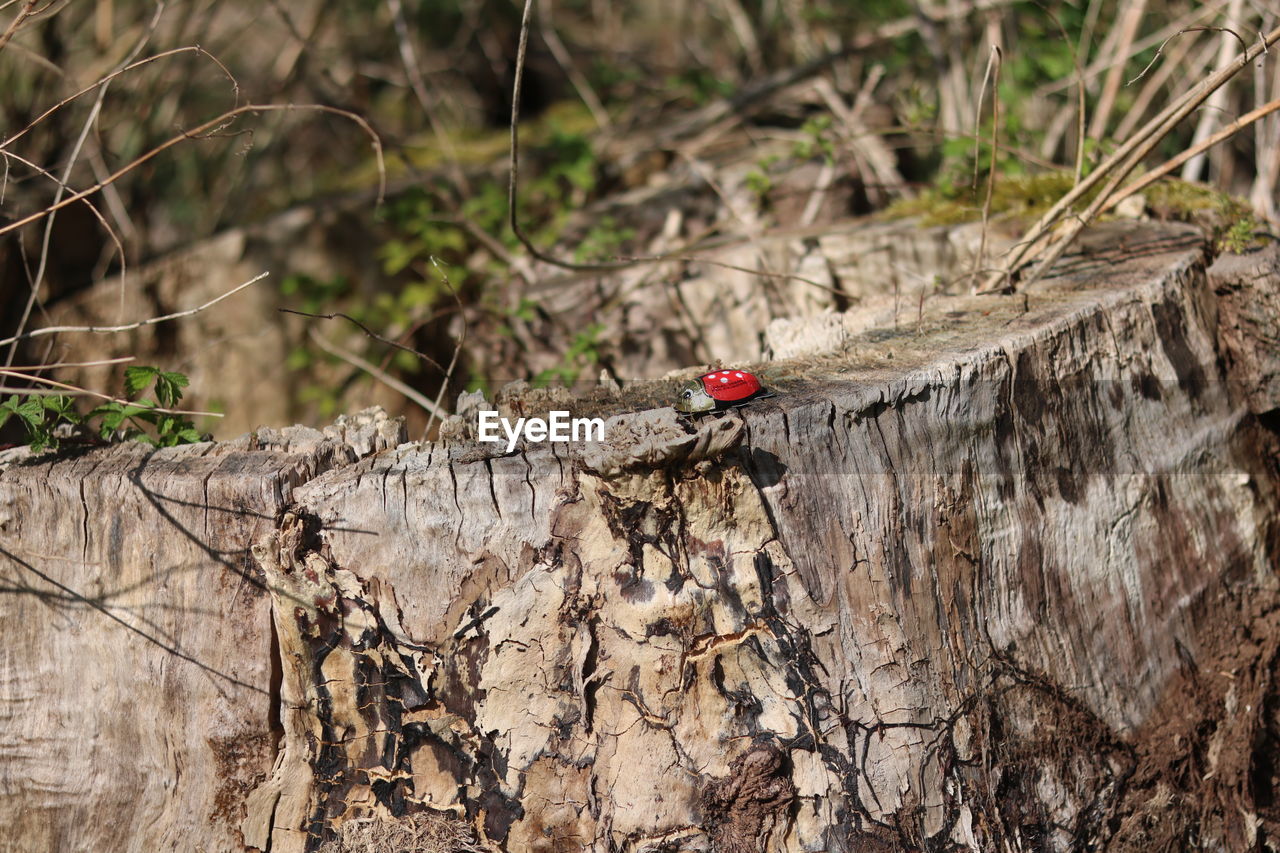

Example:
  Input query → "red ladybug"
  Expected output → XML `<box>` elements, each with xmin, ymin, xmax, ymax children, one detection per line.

<box><xmin>675</xmin><ymin>369</ymin><xmax>772</xmax><ymax>414</ymax></box>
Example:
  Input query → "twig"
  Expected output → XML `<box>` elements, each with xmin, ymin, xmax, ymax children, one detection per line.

<box><xmin>978</xmin><ymin>21</ymin><xmax>1280</xmax><ymax>292</ymax></box>
<box><xmin>425</xmin><ymin>257</ymin><xmax>465</xmax><ymax>439</ymax></box>
<box><xmin>5</xmin><ymin>1</ymin><xmax>166</xmax><ymax>368</ymax></box>
<box><xmin>539</xmin><ymin>0</ymin><xmax>610</xmax><ymax>130</ymax></box>
<box><xmin>1183</xmin><ymin>10</ymin><xmax>1248</xmax><ymax>181</ymax></box>
<box><xmin>971</xmin><ymin>44</ymin><xmax>998</xmax><ymax>189</ymax></box>
<box><xmin>1088</xmin><ymin>0</ymin><xmax>1147</xmax><ymax>140</ymax></box>
<box><xmin>1114</xmin><ymin>31</ymin><xmax>1208</xmax><ymax>140</ymax></box>
<box><xmin>1250</xmin><ymin>27</ymin><xmax>1280</xmax><ymax>221</ymax></box>
<box><xmin>0</xmin><ymin>272</ymin><xmax>269</xmax><ymax>348</ymax></box>
<box><xmin>618</xmin><ymin>255</ymin><xmax>849</xmax><ymax>298</ymax></box>
<box><xmin>974</xmin><ymin>45</ymin><xmax>1002</xmax><ymax>283</ymax></box>
<box><xmin>1035</xmin><ymin>0</ymin><xmax>1231</xmax><ymax>97</ymax></box>
<box><xmin>385</xmin><ymin>0</ymin><xmax>471</xmax><ymax>195</ymax></box>
<box><xmin>0</xmin><ymin>147</ymin><xmax>124</xmax><ymax>286</ymax></box>
<box><xmin>0</xmin><ymin>104</ymin><xmax>384</xmax><ymax>239</ymax></box>
<box><xmin>1127</xmin><ymin>25</ymin><xmax>1237</xmax><ymax>86</ymax></box>
<box><xmin>508</xmin><ymin>0</ymin><xmax>633</xmax><ymax>272</ymax></box>
<box><xmin>1</xmin><ymin>46</ymin><xmax>239</xmax><ymax>152</ymax></box>
<box><xmin>279</xmin><ymin>307</ymin><xmax>446</xmax><ymax>373</ymax></box>
<box><xmin>7</xmin><ymin>356</ymin><xmax>134</xmax><ymax>370</ymax></box>
<box><xmin>0</xmin><ymin>0</ymin><xmax>37</xmax><ymax>54</ymax></box>
<box><xmin>0</xmin><ymin>371</ymin><xmax>223</xmax><ymax>417</ymax></box>
<box><xmin>8</xmin><ymin>90</ymin><xmax>112</xmax><ymax>368</ymax></box>
<box><xmin>307</xmin><ymin>328</ymin><xmax>447</xmax><ymax>422</ymax></box>
<box><xmin>1103</xmin><ymin>94</ymin><xmax>1280</xmax><ymax>212</ymax></box>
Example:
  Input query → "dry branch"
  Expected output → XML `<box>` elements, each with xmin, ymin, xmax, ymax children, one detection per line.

<box><xmin>0</xmin><ymin>0</ymin><xmax>38</xmax><ymax>54</ymax></box>
<box><xmin>1103</xmin><ymin>95</ymin><xmax>1280</xmax><ymax>212</ymax></box>
<box><xmin>0</xmin><ymin>272</ymin><xmax>270</xmax><ymax>349</ymax></box>
<box><xmin>979</xmin><ymin>21</ymin><xmax>1280</xmax><ymax>292</ymax></box>
<box><xmin>0</xmin><ymin>104</ymin><xmax>384</xmax><ymax>239</ymax></box>
<box><xmin>306</xmin><ymin>327</ymin><xmax>448</xmax><ymax>422</ymax></box>
<box><xmin>0</xmin><ymin>371</ymin><xmax>223</xmax><ymax>417</ymax></box>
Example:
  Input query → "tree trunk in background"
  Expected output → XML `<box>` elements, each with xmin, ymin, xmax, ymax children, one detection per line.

<box><xmin>3</xmin><ymin>222</ymin><xmax>1280</xmax><ymax>852</ymax></box>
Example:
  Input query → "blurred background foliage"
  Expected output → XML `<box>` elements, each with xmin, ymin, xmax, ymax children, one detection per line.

<box><xmin>1</xmin><ymin>0</ymin><xmax>1276</xmax><ymax>438</ymax></box>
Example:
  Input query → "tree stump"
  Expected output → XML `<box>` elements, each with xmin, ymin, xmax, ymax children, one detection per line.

<box><xmin>3</xmin><ymin>222</ymin><xmax>1280</xmax><ymax>852</ymax></box>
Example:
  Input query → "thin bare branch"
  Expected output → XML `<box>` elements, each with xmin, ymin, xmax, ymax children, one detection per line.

<box><xmin>978</xmin><ymin>21</ymin><xmax>1280</xmax><ymax>293</ymax></box>
<box><xmin>0</xmin><ymin>371</ymin><xmax>223</xmax><ymax>417</ymax></box>
<box><xmin>0</xmin><ymin>148</ymin><xmax>125</xmax><ymax>282</ymax></box>
<box><xmin>1036</xmin><ymin>0</ymin><xmax>1231</xmax><ymax>96</ymax></box>
<box><xmin>0</xmin><ymin>272</ymin><xmax>270</xmax><ymax>348</ymax></box>
<box><xmin>617</xmin><ymin>255</ymin><xmax>848</xmax><ymax>298</ymax></box>
<box><xmin>1104</xmin><ymin>94</ymin><xmax>1280</xmax><ymax>212</ymax></box>
<box><xmin>280</xmin><ymin>308</ymin><xmax>446</xmax><ymax>373</ymax></box>
<box><xmin>7</xmin><ymin>357</ymin><xmax>134</xmax><ymax>371</ymax></box>
<box><xmin>1124</xmin><ymin>25</ymin><xmax>1246</xmax><ymax>86</ymax></box>
<box><xmin>1</xmin><ymin>46</ymin><xmax>239</xmax><ymax>152</ymax></box>
<box><xmin>1250</xmin><ymin>25</ymin><xmax>1280</xmax><ymax>221</ymax></box>
<box><xmin>307</xmin><ymin>328</ymin><xmax>447</xmax><ymax>422</ymax></box>
<box><xmin>508</xmin><ymin>0</ymin><xmax>634</xmax><ymax>272</ymax></box>
<box><xmin>1114</xmin><ymin>32</ymin><xmax>1210</xmax><ymax>140</ymax></box>
<box><xmin>0</xmin><ymin>104</ymin><xmax>384</xmax><ymax>239</ymax></box>
<box><xmin>6</xmin><ymin>1</ymin><xmax>167</xmax><ymax>369</ymax></box>
<box><xmin>0</xmin><ymin>0</ymin><xmax>38</xmax><ymax>54</ymax></box>
<box><xmin>974</xmin><ymin>45</ymin><xmax>1002</xmax><ymax>283</ymax></box>
<box><xmin>425</xmin><ymin>257</ymin><xmax>465</xmax><ymax>439</ymax></box>
<box><xmin>1183</xmin><ymin>8</ymin><xmax>1249</xmax><ymax>181</ymax></box>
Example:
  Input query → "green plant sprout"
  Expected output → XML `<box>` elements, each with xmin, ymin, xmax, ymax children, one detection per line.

<box><xmin>0</xmin><ymin>366</ymin><xmax>202</xmax><ymax>453</ymax></box>
<box><xmin>793</xmin><ymin>115</ymin><xmax>837</xmax><ymax>164</ymax></box>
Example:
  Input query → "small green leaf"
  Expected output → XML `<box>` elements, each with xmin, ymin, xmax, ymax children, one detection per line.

<box><xmin>42</xmin><ymin>395</ymin><xmax>79</xmax><ymax>423</ymax></box>
<box><xmin>153</xmin><ymin>372</ymin><xmax>189</xmax><ymax>408</ymax></box>
<box><xmin>159</xmin><ymin>371</ymin><xmax>189</xmax><ymax>390</ymax></box>
<box><xmin>15</xmin><ymin>398</ymin><xmax>44</xmax><ymax>427</ymax></box>
<box><xmin>124</xmin><ymin>365</ymin><xmax>159</xmax><ymax>397</ymax></box>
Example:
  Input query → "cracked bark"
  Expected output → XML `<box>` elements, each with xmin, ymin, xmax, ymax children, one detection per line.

<box><xmin>4</xmin><ymin>224</ymin><xmax>1280</xmax><ymax>852</ymax></box>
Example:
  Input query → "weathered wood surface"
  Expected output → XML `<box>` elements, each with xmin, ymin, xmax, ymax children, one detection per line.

<box><xmin>4</xmin><ymin>223</ymin><xmax>1280</xmax><ymax>852</ymax></box>
<box><xmin>0</xmin><ymin>412</ymin><xmax>404</xmax><ymax>853</ymax></box>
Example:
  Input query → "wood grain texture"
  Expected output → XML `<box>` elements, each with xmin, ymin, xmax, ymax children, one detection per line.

<box><xmin>246</xmin><ymin>222</ymin><xmax>1280</xmax><ymax>850</ymax></box>
<box><xmin>0</xmin><ymin>411</ymin><xmax>404</xmax><ymax>852</ymax></box>
<box><xmin>1209</xmin><ymin>242</ymin><xmax>1280</xmax><ymax>414</ymax></box>
<box><xmin>5</xmin><ymin>223</ymin><xmax>1280</xmax><ymax>852</ymax></box>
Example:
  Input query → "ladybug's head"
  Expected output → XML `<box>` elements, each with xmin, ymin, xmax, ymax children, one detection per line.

<box><xmin>674</xmin><ymin>379</ymin><xmax>715</xmax><ymax>414</ymax></box>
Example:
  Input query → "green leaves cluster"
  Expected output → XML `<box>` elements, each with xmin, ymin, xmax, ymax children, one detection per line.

<box><xmin>0</xmin><ymin>395</ymin><xmax>77</xmax><ymax>453</ymax></box>
<box><xmin>0</xmin><ymin>366</ymin><xmax>202</xmax><ymax>453</ymax></box>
